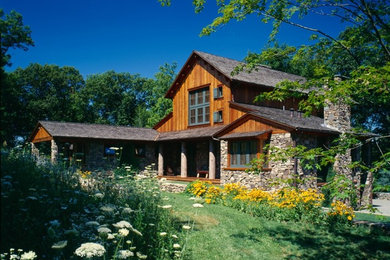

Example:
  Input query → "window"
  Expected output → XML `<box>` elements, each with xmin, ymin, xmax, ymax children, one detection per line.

<box><xmin>189</xmin><ymin>87</ymin><xmax>210</xmax><ymax>125</ymax></box>
<box><xmin>213</xmin><ymin>86</ymin><xmax>223</xmax><ymax>99</ymax></box>
<box><xmin>213</xmin><ymin>110</ymin><xmax>223</xmax><ymax>123</ymax></box>
<box><xmin>229</xmin><ymin>140</ymin><xmax>258</xmax><ymax>168</ymax></box>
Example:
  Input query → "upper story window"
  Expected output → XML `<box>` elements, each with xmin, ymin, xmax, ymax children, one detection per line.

<box><xmin>189</xmin><ymin>87</ymin><xmax>210</xmax><ymax>126</ymax></box>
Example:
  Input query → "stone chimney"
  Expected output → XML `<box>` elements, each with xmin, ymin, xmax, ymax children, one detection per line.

<box><xmin>323</xmin><ymin>75</ymin><xmax>351</xmax><ymax>133</ymax></box>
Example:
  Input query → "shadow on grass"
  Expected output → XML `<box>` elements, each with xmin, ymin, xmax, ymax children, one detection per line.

<box><xmin>232</xmin><ymin>223</ymin><xmax>390</xmax><ymax>259</ymax></box>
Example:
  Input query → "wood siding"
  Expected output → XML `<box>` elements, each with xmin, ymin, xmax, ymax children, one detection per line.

<box><xmin>31</xmin><ymin>126</ymin><xmax>52</xmax><ymax>143</ymax></box>
<box><xmin>224</xmin><ymin>118</ymin><xmax>287</xmax><ymax>135</ymax></box>
<box><xmin>163</xmin><ymin>58</ymin><xmax>232</xmax><ymax>131</ymax></box>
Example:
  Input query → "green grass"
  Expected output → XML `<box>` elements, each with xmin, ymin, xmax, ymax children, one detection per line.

<box><xmin>164</xmin><ymin>192</ymin><xmax>390</xmax><ymax>260</ymax></box>
<box><xmin>355</xmin><ymin>212</ymin><xmax>390</xmax><ymax>223</ymax></box>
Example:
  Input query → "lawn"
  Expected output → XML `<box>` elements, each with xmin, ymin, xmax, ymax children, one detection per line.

<box><xmin>164</xmin><ymin>192</ymin><xmax>390</xmax><ymax>260</ymax></box>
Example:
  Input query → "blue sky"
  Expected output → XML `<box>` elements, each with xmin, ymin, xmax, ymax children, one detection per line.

<box><xmin>3</xmin><ymin>0</ymin><xmax>346</xmax><ymax>78</ymax></box>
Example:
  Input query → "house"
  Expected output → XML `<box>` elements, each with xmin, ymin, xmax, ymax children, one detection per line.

<box><xmin>29</xmin><ymin>50</ymin><xmax>350</xmax><ymax>189</ymax></box>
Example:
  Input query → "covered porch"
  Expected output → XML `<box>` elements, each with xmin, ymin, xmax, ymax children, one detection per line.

<box><xmin>156</xmin><ymin>126</ymin><xmax>224</xmax><ymax>182</ymax></box>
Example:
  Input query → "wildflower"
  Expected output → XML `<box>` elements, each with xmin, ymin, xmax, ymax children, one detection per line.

<box><xmin>20</xmin><ymin>251</ymin><xmax>37</xmax><ymax>260</ymax></box>
<box><xmin>126</xmin><ymin>240</ymin><xmax>132</xmax><ymax>244</ymax></box>
<box><xmin>100</xmin><ymin>204</ymin><xmax>116</xmax><ymax>213</ymax></box>
<box><xmin>136</xmin><ymin>252</ymin><xmax>147</xmax><ymax>259</ymax></box>
<box><xmin>52</xmin><ymin>240</ymin><xmax>68</xmax><ymax>249</ymax></box>
<box><xmin>122</xmin><ymin>207</ymin><xmax>134</xmax><ymax>214</ymax></box>
<box><xmin>113</xmin><ymin>220</ymin><xmax>133</xmax><ymax>229</ymax></box>
<box><xmin>107</xmin><ymin>233</ymin><xmax>115</xmax><ymax>240</ymax></box>
<box><xmin>97</xmin><ymin>227</ymin><xmax>112</xmax><ymax>234</ymax></box>
<box><xmin>117</xmin><ymin>250</ymin><xmax>134</xmax><ymax>259</ymax></box>
<box><xmin>74</xmin><ymin>242</ymin><xmax>106</xmax><ymax>258</ymax></box>
<box><xmin>118</xmin><ymin>228</ymin><xmax>129</xmax><ymax>237</ymax></box>
<box><xmin>192</xmin><ymin>203</ymin><xmax>204</xmax><ymax>208</ymax></box>
<box><xmin>94</xmin><ymin>193</ymin><xmax>104</xmax><ymax>199</ymax></box>
<box><xmin>159</xmin><ymin>232</ymin><xmax>167</xmax><ymax>236</ymax></box>
<box><xmin>173</xmin><ymin>243</ymin><xmax>181</xmax><ymax>249</ymax></box>
<box><xmin>10</xmin><ymin>254</ymin><xmax>18</xmax><ymax>259</ymax></box>
<box><xmin>148</xmin><ymin>223</ymin><xmax>155</xmax><ymax>226</ymax></box>
<box><xmin>86</xmin><ymin>221</ymin><xmax>100</xmax><ymax>227</ymax></box>
<box><xmin>130</xmin><ymin>247</ymin><xmax>136</xmax><ymax>251</ymax></box>
<box><xmin>171</xmin><ymin>234</ymin><xmax>178</xmax><ymax>239</ymax></box>
<box><xmin>161</xmin><ymin>205</ymin><xmax>172</xmax><ymax>209</ymax></box>
<box><xmin>182</xmin><ymin>225</ymin><xmax>191</xmax><ymax>230</ymax></box>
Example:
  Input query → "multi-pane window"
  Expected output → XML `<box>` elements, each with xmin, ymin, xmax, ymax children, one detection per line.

<box><xmin>229</xmin><ymin>140</ymin><xmax>258</xmax><ymax>168</ymax></box>
<box><xmin>189</xmin><ymin>87</ymin><xmax>210</xmax><ymax>125</ymax></box>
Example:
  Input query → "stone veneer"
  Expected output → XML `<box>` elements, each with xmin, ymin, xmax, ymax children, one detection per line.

<box><xmin>220</xmin><ymin>133</ymin><xmax>318</xmax><ymax>190</ymax></box>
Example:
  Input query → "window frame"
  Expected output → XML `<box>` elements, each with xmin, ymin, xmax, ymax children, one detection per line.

<box><xmin>188</xmin><ymin>86</ymin><xmax>210</xmax><ymax>126</ymax></box>
<box><xmin>229</xmin><ymin>139</ymin><xmax>259</xmax><ymax>168</ymax></box>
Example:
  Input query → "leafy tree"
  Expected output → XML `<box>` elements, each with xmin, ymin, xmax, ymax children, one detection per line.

<box><xmin>80</xmin><ymin>71</ymin><xmax>154</xmax><ymax>126</ymax></box>
<box><xmin>4</xmin><ymin>64</ymin><xmax>85</xmax><ymax>142</ymax></box>
<box><xmin>145</xmin><ymin>63</ymin><xmax>177</xmax><ymax>128</ymax></box>
<box><xmin>0</xmin><ymin>9</ymin><xmax>34</xmax><ymax>68</ymax></box>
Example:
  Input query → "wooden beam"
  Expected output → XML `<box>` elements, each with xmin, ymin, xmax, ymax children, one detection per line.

<box><xmin>181</xmin><ymin>142</ymin><xmax>187</xmax><ymax>177</ymax></box>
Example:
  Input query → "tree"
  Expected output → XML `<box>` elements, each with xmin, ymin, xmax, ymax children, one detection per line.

<box><xmin>0</xmin><ymin>9</ymin><xmax>34</xmax><ymax>68</ymax></box>
<box><xmin>4</xmin><ymin>64</ymin><xmax>85</xmax><ymax>142</ymax></box>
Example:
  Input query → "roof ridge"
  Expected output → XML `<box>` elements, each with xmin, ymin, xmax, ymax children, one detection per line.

<box><xmin>39</xmin><ymin>120</ymin><xmax>156</xmax><ymax>131</ymax></box>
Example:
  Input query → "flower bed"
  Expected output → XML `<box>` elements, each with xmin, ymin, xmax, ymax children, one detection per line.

<box><xmin>186</xmin><ymin>180</ymin><xmax>355</xmax><ymax>224</ymax></box>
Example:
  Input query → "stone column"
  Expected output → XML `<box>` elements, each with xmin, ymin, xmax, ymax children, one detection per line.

<box><xmin>181</xmin><ymin>142</ymin><xmax>187</xmax><ymax>177</ymax></box>
<box><xmin>51</xmin><ymin>139</ymin><xmax>58</xmax><ymax>164</ymax></box>
<box><xmin>158</xmin><ymin>144</ymin><xmax>164</xmax><ymax>176</ymax></box>
<box><xmin>220</xmin><ymin>140</ymin><xmax>228</xmax><ymax>184</ymax></box>
<box><xmin>31</xmin><ymin>142</ymin><xmax>39</xmax><ymax>158</ymax></box>
<box><xmin>209</xmin><ymin>140</ymin><xmax>216</xmax><ymax>179</ymax></box>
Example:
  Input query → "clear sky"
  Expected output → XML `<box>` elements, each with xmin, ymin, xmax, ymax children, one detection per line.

<box><xmin>3</xmin><ymin>0</ymin><xmax>346</xmax><ymax>78</ymax></box>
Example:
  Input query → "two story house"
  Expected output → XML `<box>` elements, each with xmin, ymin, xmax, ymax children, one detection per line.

<box><xmin>29</xmin><ymin>50</ymin><xmax>347</xmax><ymax>189</ymax></box>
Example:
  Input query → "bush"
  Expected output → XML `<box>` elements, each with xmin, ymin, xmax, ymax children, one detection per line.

<box><xmin>1</xmin><ymin>150</ymin><xmax>183</xmax><ymax>259</ymax></box>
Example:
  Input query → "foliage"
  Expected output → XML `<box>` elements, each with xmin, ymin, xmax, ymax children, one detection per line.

<box><xmin>0</xmin><ymin>9</ymin><xmax>34</xmax><ymax>68</ymax></box>
<box><xmin>0</xmin><ymin>150</ymin><xmax>184</xmax><ymax>259</ymax></box>
<box><xmin>184</xmin><ymin>181</ymin><xmax>352</xmax><ymax>224</ymax></box>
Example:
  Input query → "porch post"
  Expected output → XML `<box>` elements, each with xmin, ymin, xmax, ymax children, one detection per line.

<box><xmin>158</xmin><ymin>144</ymin><xmax>164</xmax><ymax>176</ymax></box>
<box><xmin>209</xmin><ymin>140</ymin><xmax>216</xmax><ymax>179</ymax></box>
<box><xmin>51</xmin><ymin>139</ymin><xmax>58</xmax><ymax>164</ymax></box>
<box><xmin>181</xmin><ymin>142</ymin><xmax>187</xmax><ymax>177</ymax></box>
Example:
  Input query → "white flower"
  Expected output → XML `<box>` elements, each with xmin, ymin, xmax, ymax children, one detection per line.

<box><xmin>117</xmin><ymin>250</ymin><xmax>134</xmax><ymax>259</ymax></box>
<box><xmin>126</xmin><ymin>240</ymin><xmax>132</xmax><ymax>244</ymax></box>
<box><xmin>189</xmin><ymin>197</ymin><xmax>197</xmax><ymax>200</ymax></box>
<box><xmin>107</xmin><ymin>233</ymin><xmax>115</xmax><ymax>240</ymax></box>
<box><xmin>94</xmin><ymin>193</ymin><xmax>104</xmax><ymax>199</ymax></box>
<box><xmin>182</xmin><ymin>225</ymin><xmax>191</xmax><ymax>230</ymax></box>
<box><xmin>51</xmin><ymin>240</ymin><xmax>68</xmax><ymax>249</ymax></box>
<box><xmin>118</xmin><ymin>228</ymin><xmax>129</xmax><ymax>237</ymax></box>
<box><xmin>171</xmin><ymin>234</ymin><xmax>178</xmax><ymax>239</ymax></box>
<box><xmin>86</xmin><ymin>221</ymin><xmax>100</xmax><ymax>227</ymax></box>
<box><xmin>20</xmin><ymin>251</ymin><xmax>37</xmax><ymax>260</ymax></box>
<box><xmin>136</xmin><ymin>252</ymin><xmax>147</xmax><ymax>259</ymax></box>
<box><xmin>10</xmin><ymin>254</ymin><xmax>18</xmax><ymax>260</ymax></box>
<box><xmin>122</xmin><ymin>208</ymin><xmax>134</xmax><ymax>214</ymax></box>
<box><xmin>131</xmin><ymin>228</ymin><xmax>143</xmax><ymax>236</ymax></box>
<box><xmin>100</xmin><ymin>204</ymin><xmax>116</xmax><ymax>213</ymax></box>
<box><xmin>148</xmin><ymin>223</ymin><xmax>155</xmax><ymax>226</ymax></box>
<box><xmin>173</xmin><ymin>243</ymin><xmax>181</xmax><ymax>249</ymax></box>
<box><xmin>74</xmin><ymin>242</ymin><xmax>106</xmax><ymax>258</ymax></box>
<box><xmin>113</xmin><ymin>220</ymin><xmax>132</xmax><ymax>229</ymax></box>
<box><xmin>161</xmin><ymin>205</ymin><xmax>172</xmax><ymax>209</ymax></box>
<box><xmin>159</xmin><ymin>232</ymin><xmax>167</xmax><ymax>236</ymax></box>
<box><xmin>192</xmin><ymin>203</ymin><xmax>204</xmax><ymax>208</ymax></box>
<box><xmin>97</xmin><ymin>227</ymin><xmax>112</xmax><ymax>234</ymax></box>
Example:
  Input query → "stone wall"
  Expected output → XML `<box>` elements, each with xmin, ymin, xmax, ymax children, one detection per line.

<box><xmin>220</xmin><ymin>133</ymin><xmax>318</xmax><ymax>190</ymax></box>
<box><xmin>85</xmin><ymin>142</ymin><xmax>108</xmax><ymax>169</ymax></box>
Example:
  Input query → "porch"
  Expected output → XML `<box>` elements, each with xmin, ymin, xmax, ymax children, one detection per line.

<box><xmin>157</xmin><ymin>175</ymin><xmax>221</xmax><ymax>185</ymax></box>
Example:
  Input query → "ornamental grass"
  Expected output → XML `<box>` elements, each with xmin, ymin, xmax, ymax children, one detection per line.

<box><xmin>186</xmin><ymin>180</ymin><xmax>354</xmax><ymax>224</ymax></box>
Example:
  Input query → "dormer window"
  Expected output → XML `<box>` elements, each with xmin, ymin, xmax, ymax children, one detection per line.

<box><xmin>189</xmin><ymin>87</ymin><xmax>210</xmax><ymax>126</ymax></box>
<box><xmin>213</xmin><ymin>86</ymin><xmax>223</xmax><ymax>99</ymax></box>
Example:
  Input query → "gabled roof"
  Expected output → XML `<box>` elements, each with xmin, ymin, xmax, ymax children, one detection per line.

<box><xmin>229</xmin><ymin>102</ymin><xmax>339</xmax><ymax>134</ymax></box>
<box><xmin>29</xmin><ymin>121</ymin><xmax>159</xmax><ymax>142</ymax></box>
<box><xmin>165</xmin><ymin>50</ymin><xmax>306</xmax><ymax>98</ymax></box>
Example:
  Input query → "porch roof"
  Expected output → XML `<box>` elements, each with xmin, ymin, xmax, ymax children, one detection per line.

<box><xmin>157</xmin><ymin>125</ymin><xmax>225</xmax><ymax>141</ymax></box>
<box><xmin>29</xmin><ymin>121</ymin><xmax>159</xmax><ymax>142</ymax></box>
<box><xmin>230</xmin><ymin>102</ymin><xmax>339</xmax><ymax>134</ymax></box>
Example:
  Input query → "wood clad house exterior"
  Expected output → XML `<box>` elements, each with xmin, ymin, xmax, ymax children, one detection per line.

<box><xmin>29</xmin><ymin>51</ymin><xmax>347</xmax><ymax>188</ymax></box>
